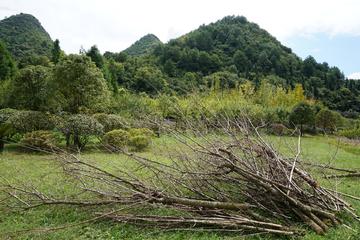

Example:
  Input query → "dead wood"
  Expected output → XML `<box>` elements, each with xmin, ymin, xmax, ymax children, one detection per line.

<box><xmin>1</xmin><ymin>98</ymin><xmax>360</xmax><ymax>237</ymax></box>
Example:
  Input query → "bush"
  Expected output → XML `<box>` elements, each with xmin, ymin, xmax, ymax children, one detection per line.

<box><xmin>315</xmin><ymin>108</ymin><xmax>343</xmax><ymax>133</ymax></box>
<box><xmin>128</xmin><ymin>128</ymin><xmax>155</xmax><ymax>151</ymax></box>
<box><xmin>128</xmin><ymin>128</ymin><xmax>156</xmax><ymax>138</ymax></box>
<box><xmin>58</xmin><ymin>114</ymin><xmax>104</xmax><ymax>149</ymax></box>
<box><xmin>102</xmin><ymin>129</ymin><xmax>130</xmax><ymax>147</ymax></box>
<box><xmin>94</xmin><ymin>113</ymin><xmax>130</xmax><ymax>133</ymax></box>
<box><xmin>20</xmin><ymin>130</ymin><xmax>60</xmax><ymax>148</ymax></box>
<box><xmin>6</xmin><ymin>110</ymin><xmax>54</xmax><ymax>134</ymax></box>
<box><xmin>130</xmin><ymin>135</ymin><xmax>149</xmax><ymax>151</ymax></box>
<box><xmin>0</xmin><ymin>108</ymin><xmax>18</xmax><ymax>125</ymax></box>
<box><xmin>341</xmin><ymin>129</ymin><xmax>360</xmax><ymax>140</ymax></box>
<box><xmin>102</xmin><ymin>128</ymin><xmax>154</xmax><ymax>151</ymax></box>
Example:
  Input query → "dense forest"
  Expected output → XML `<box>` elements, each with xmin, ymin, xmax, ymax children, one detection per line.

<box><xmin>122</xmin><ymin>33</ymin><xmax>162</xmax><ymax>57</ymax></box>
<box><xmin>0</xmin><ymin>13</ymin><xmax>53</xmax><ymax>60</ymax></box>
<box><xmin>104</xmin><ymin>15</ymin><xmax>360</xmax><ymax>115</ymax></box>
<box><xmin>0</xmin><ymin>14</ymin><xmax>359</xmax><ymax>141</ymax></box>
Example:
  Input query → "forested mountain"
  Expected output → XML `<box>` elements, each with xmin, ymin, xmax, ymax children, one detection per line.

<box><xmin>0</xmin><ymin>13</ymin><xmax>53</xmax><ymax>61</ymax></box>
<box><xmin>123</xmin><ymin>34</ymin><xmax>162</xmax><ymax>57</ymax></box>
<box><xmin>144</xmin><ymin>15</ymin><xmax>359</xmax><ymax>113</ymax></box>
<box><xmin>0</xmin><ymin>13</ymin><xmax>359</xmax><ymax>115</ymax></box>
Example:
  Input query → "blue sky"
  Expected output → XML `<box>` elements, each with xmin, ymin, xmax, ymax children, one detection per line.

<box><xmin>285</xmin><ymin>33</ymin><xmax>360</xmax><ymax>79</ymax></box>
<box><xmin>0</xmin><ymin>0</ymin><xmax>359</xmax><ymax>79</ymax></box>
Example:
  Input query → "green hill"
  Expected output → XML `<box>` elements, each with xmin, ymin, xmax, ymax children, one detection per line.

<box><xmin>153</xmin><ymin>15</ymin><xmax>301</xmax><ymax>82</ymax></box>
<box><xmin>0</xmin><ymin>13</ymin><xmax>53</xmax><ymax>61</ymax></box>
<box><xmin>123</xmin><ymin>33</ymin><xmax>162</xmax><ymax>57</ymax></box>
<box><xmin>143</xmin><ymin>15</ymin><xmax>360</xmax><ymax>112</ymax></box>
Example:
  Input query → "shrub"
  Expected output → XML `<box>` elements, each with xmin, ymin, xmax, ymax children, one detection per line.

<box><xmin>128</xmin><ymin>128</ymin><xmax>156</xmax><ymax>138</ymax></box>
<box><xmin>341</xmin><ymin>129</ymin><xmax>360</xmax><ymax>140</ymax></box>
<box><xmin>128</xmin><ymin>128</ymin><xmax>155</xmax><ymax>151</ymax></box>
<box><xmin>315</xmin><ymin>108</ymin><xmax>343</xmax><ymax>133</ymax></box>
<box><xmin>94</xmin><ymin>113</ymin><xmax>130</xmax><ymax>133</ymax></box>
<box><xmin>6</xmin><ymin>110</ymin><xmax>54</xmax><ymax>134</ymax></box>
<box><xmin>129</xmin><ymin>135</ymin><xmax>149</xmax><ymax>151</ymax></box>
<box><xmin>20</xmin><ymin>130</ymin><xmax>60</xmax><ymax>148</ymax></box>
<box><xmin>0</xmin><ymin>108</ymin><xmax>18</xmax><ymax>125</ymax></box>
<box><xmin>58</xmin><ymin>114</ymin><xmax>104</xmax><ymax>149</ymax></box>
<box><xmin>102</xmin><ymin>128</ymin><xmax>155</xmax><ymax>151</ymax></box>
<box><xmin>102</xmin><ymin>129</ymin><xmax>130</xmax><ymax>147</ymax></box>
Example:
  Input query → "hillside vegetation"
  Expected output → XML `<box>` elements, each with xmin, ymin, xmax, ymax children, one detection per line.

<box><xmin>123</xmin><ymin>33</ymin><xmax>162</xmax><ymax>57</ymax></box>
<box><xmin>0</xmin><ymin>13</ymin><xmax>53</xmax><ymax>60</ymax></box>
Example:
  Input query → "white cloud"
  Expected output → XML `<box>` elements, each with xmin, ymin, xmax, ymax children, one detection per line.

<box><xmin>347</xmin><ymin>72</ymin><xmax>360</xmax><ymax>79</ymax></box>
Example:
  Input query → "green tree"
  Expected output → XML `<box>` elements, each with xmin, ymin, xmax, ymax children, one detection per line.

<box><xmin>0</xmin><ymin>40</ymin><xmax>17</xmax><ymax>81</ymax></box>
<box><xmin>18</xmin><ymin>55</ymin><xmax>51</xmax><ymax>69</ymax></box>
<box><xmin>47</xmin><ymin>54</ymin><xmax>111</xmax><ymax>114</ymax></box>
<box><xmin>51</xmin><ymin>39</ymin><xmax>61</xmax><ymax>64</ymax></box>
<box><xmin>233</xmin><ymin>50</ymin><xmax>247</xmax><ymax>72</ymax></box>
<box><xmin>289</xmin><ymin>102</ymin><xmax>315</xmax><ymax>136</ymax></box>
<box><xmin>85</xmin><ymin>45</ymin><xmax>112</xmax><ymax>89</ymax></box>
<box><xmin>9</xmin><ymin>65</ymin><xmax>50</xmax><ymax>111</ymax></box>
<box><xmin>6</xmin><ymin>110</ymin><xmax>54</xmax><ymax>134</ymax></box>
<box><xmin>85</xmin><ymin>45</ymin><xmax>105</xmax><ymax>69</ymax></box>
<box><xmin>198</xmin><ymin>51</ymin><xmax>212</xmax><ymax>74</ymax></box>
<box><xmin>55</xmin><ymin>114</ymin><xmax>104</xmax><ymax>150</ymax></box>
<box><xmin>315</xmin><ymin>108</ymin><xmax>343</xmax><ymax>133</ymax></box>
<box><xmin>301</xmin><ymin>55</ymin><xmax>317</xmax><ymax>78</ymax></box>
<box><xmin>107</xmin><ymin>58</ymin><xmax>120</xmax><ymax>95</ymax></box>
<box><xmin>113</xmin><ymin>52</ymin><xmax>128</xmax><ymax>63</ymax></box>
<box><xmin>164</xmin><ymin>59</ymin><xmax>176</xmax><ymax>77</ymax></box>
<box><xmin>132</xmin><ymin>67</ymin><xmax>167</xmax><ymax>94</ymax></box>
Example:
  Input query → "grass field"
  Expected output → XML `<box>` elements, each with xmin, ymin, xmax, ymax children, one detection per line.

<box><xmin>0</xmin><ymin>134</ymin><xmax>359</xmax><ymax>240</ymax></box>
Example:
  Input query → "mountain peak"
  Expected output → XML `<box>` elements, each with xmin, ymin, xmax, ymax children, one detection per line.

<box><xmin>0</xmin><ymin>13</ymin><xmax>53</xmax><ymax>61</ymax></box>
<box><xmin>123</xmin><ymin>33</ymin><xmax>162</xmax><ymax>57</ymax></box>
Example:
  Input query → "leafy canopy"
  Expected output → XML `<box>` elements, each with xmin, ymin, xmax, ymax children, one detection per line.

<box><xmin>47</xmin><ymin>54</ymin><xmax>111</xmax><ymax>114</ymax></box>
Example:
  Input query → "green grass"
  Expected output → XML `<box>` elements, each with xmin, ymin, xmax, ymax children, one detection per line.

<box><xmin>1</xmin><ymin>135</ymin><xmax>360</xmax><ymax>239</ymax></box>
<box><xmin>314</xmin><ymin>135</ymin><xmax>360</xmax><ymax>156</ymax></box>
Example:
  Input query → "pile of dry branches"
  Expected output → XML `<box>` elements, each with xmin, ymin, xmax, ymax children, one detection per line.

<box><xmin>1</xmin><ymin>102</ymin><xmax>359</xmax><ymax>237</ymax></box>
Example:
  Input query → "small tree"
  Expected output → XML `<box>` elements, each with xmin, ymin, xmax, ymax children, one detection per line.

<box><xmin>20</xmin><ymin>130</ymin><xmax>60</xmax><ymax>148</ymax></box>
<box><xmin>94</xmin><ymin>113</ymin><xmax>130</xmax><ymax>133</ymax></box>
<box><xmin>8</xmin><ymin>65</ymin><xmax>50</xmax><ymax>111</ymax></box>
<box><xmin>47</xmin><ymin>54</ymin><xmax>111</xmax><ymax>114</ymax></box>
<box><xmin>315</xmin><ymin>108</ymin><xmax>342</xmax><ymax>133</ymax></box>
<box><xmin>6</xmin><ymin>111</ymin><xmax>54</xmax><ymax>134</ymax></box>
<box><xmin>55</xmin><ymin>114</ymin><xmax>104</xmax><ymax>150</ymax></box>
<box><xmin>289</xmin><ymin>102</ymin><xmax>315</xmax><ymax>136</ymax></box>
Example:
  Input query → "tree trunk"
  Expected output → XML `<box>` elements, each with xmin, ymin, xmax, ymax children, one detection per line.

<box><xmin>0</xmin><ymin>139</ymin><xmax>4</xmax><ymax>151</ymax></box>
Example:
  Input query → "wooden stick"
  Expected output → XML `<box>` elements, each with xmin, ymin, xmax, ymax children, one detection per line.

<box><xmin>293</xmin><ymin>208</ymin><xmax>323</xmax><ymax>234</ymax></box>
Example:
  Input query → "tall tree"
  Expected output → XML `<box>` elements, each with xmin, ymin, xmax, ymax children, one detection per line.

<box><xmin>289</xmin><ymin>102</ymin><xmax>315</xmax><ymax>136</ymax></box>
<box><xmin>107</xmin><ymin>58</ymin><xmax>119</xmax><ymax>95</ymax></box>
<box><xmin>9</xmin><ymin>65</ymin><xmax>50</xmax><ymax>111</ymax></box>
<box><xmin>51</xmin><ymin>39</ymin><xmax>61</xmax><ymax>64</ymax></box>
<box><xmin>233</xmin><ymin>50</ymin><xmax>247</xmax><ymax>72</ymax></box>
<box><xmin>0</xmin><ymin>40</ymin><xmax>17</xmax><ymax>81</ymax></box>
<box><xmin>85</xmin><ymin>45</ymin><xmax>111</xmax><ymax>89</ymax></box>
<box><xmin>301</xmin><ymin>56</ymin><xmax>317</xmax><ymax>78</ymax></box>
<box><xmin>47</xmin><ymin>54</ymin><xmax>111</xmax><ymax>114</ymax></box>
